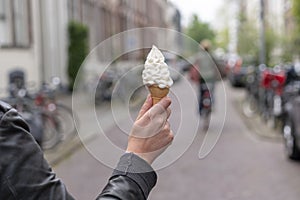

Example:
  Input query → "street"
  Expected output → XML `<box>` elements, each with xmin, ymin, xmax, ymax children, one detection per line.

<box><xmin>53</xmin><ymin>78</ymin><xmax>300</xmax><ymax>200</ymax></box>
<box><xmin>1</xmin><ymin>0</ymin><xmax>300</xmax><ymax>199</ymax></box>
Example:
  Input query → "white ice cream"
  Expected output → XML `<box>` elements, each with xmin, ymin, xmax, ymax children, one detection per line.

<box><xmin>142</xmin><ymin>45</ymin><xmax>173</xmax><ymax>88</ymax></box>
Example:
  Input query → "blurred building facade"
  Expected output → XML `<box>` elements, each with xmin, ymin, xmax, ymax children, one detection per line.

<box><xmin>0</xmin><ymin>0</ymin><xmax>181</xmax><ymax>93</ymax></box>
<box><xmin>0</xmin><ymin>0</ymin><xmax>68</xmax><ymax>93</ymax></box>
<box><xmin>67</xmin><ymin>0</ymin><xmax>181</xmax><ymax>59</ymax></box>
<box><xmin>0</xmin><ymin>0</ymin><xmax>41</xmax><ymax>92</ymax></box>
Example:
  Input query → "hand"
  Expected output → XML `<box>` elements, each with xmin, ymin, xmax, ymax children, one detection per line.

<box><xmin>126</xmin><ymin>95</ymin><xmax>173</xmax><ymax>165</ymax></box>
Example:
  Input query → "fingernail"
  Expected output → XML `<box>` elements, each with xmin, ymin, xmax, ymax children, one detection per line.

<box><xmin>164</xmin><ymin>96</ymin><xmax>171</xmax><ymax>103</ymax></box>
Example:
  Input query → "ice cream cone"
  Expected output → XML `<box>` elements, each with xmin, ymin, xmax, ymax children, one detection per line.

<box><xmin>148</xmin><ymin>85</ymin><xmax>169</xmax><ymax>104</ymax></box>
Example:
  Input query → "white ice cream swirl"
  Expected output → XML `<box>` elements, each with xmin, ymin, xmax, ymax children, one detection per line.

<box><xmin>142</xmin><ymin>45</ymin><xmax>173</xmax><ymax>88</ymax></box>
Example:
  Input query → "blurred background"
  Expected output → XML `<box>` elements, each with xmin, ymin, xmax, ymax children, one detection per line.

<box><xmin>1</xmin><ymin>0</ymin><xmax>298</xmax><ymax>90</ymax></box>
<box><xmin>2</xmin><ymin>0</ymin><xmax>300</xmax><ymax>199</ymax></box>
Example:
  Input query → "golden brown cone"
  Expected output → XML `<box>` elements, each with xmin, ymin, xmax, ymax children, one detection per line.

<box><xmin>148</xmin><ymin>85</ymin><xmax>169</xmax><ymax>104</ymax></box>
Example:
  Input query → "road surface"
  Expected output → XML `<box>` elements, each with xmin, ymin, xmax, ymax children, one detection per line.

<box><xmin>53</xmin><ymin>78</ymin><xmax>300</xmax><ymax>200</ymax></box>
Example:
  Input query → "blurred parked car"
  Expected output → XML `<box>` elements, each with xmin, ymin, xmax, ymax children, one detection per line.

<box><xmin>282</xmin><ymin>64</ymin><xmax>300</xmax><ymax>160</ymax></box>
<box><xmin>228</xmin><ymin>57</ymin><xmax>257</xmax><ymax>87</ymax></box>
<box><xmin>228</xmin><ymin>64</ymin><xmax>248</xmax><ymax>87</ymax></box>
<box><xmin>283</xmin><ymin>94</ymin><xmax>300</xmax><ymax>160</ymax></box>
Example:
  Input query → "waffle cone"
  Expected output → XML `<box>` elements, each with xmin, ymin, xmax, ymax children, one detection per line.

<box><xmin>148</xmin><ymin>85</ymin><xmax>169</xmax><ymax>104</ymax></box>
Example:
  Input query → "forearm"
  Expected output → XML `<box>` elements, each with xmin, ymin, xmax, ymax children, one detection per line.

<box><xmin>96</xmin><ymin>153</ymin><xmax>157</xmax><ymax>200</ymax></box>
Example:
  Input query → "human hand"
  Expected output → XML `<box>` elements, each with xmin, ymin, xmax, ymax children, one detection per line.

<box><xmin>126</xmin><ymin>95</ymin><xmax>173</xmax><ymax>165</ymax></box>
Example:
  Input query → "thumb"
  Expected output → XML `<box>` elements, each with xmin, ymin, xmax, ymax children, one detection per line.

<box><xmin>136</xmin><ymin>94</ymin><xmax>152</xmax><ymax>120</ymax></box>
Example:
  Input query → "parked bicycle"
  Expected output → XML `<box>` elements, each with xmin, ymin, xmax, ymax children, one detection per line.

<box><xmin>34</xmin><ymin>78</ymin><xmax>78</xmax><ymax>149</ymax></box>
<box><xmin>5</xmin><ymin>87</ymin><xmax>44</xmax><ymax>146</ymax></box>
<box><xmin>2</xmin><ymin>70</ymin><xmax>77</xmax><ymax>150</ymax></box>
<box><xmin>261</xmin><ymin>66</ymin><xmax>286</xmax><ymax>128</ymax></box>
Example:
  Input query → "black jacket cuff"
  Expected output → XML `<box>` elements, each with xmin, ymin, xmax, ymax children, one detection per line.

<box><xmin>112</xmin><ymin>153</ymin><xmax>157</xmax><ymax>198</ymax></box>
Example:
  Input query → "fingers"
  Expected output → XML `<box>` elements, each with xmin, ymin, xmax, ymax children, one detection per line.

<box><xmin>147</xmin><ymin>122</ymin><xmax>174</xmax><ymax>151</ymax></box>
<box><xmin>134</xmin><ymin>96</ymin><xmax>171</xmax><ymax>135</ymax></box>
<box><xmin>136</xmin><ymin>94</ymin><xmax>152</xmax><ymax>120</ymax></box>
<box><xmin>164</xmin><ymin>130</ymin><xmax>174</xmax><ymax>147</ymax></box>
<box><xmin>127</xmin><ymin>95</ymin><xmax>173</xmax><ymax>165</ymax></box>
<box><xmin>166</xmin><ymin>108</ymin><xmax>171</xmax><ymax>119</ymax></box>
<box><xmin>157</xmin><ymin>96</ymin><xmax>171</xmax><ymax>111</ymax></box>
<box><xmin>165</xmin><ymin>121</ymin><xmax>170</xmax><ymax>130</ymax></box>
<box><xmin>148</xmin><ymin>97</ymin><xmax>171</xmax><ymax>118</ymax></box>
<box><xmin>161</xmin><ymin>121</ymin><xmax>171</xmax><ymax>136</ymax></box>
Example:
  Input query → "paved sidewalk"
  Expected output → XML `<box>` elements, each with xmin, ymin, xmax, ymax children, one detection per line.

<box><xmin>233</xmin><ymin>89</ymin><xmax>282</xmax><ymax>142</ymax></box>
<box><xmin>44</xmin><ymin>92</ymin><xmax>129</xmax><ymax>166</ymax></box>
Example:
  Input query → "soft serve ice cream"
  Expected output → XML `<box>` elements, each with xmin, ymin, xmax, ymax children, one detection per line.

<box><xmin>142</xmin><ymin>45</ymin><xmax>173</xmax><ymax>89</ymax></box>
<box><xmin>142</xmin><ymin>45</ymin><xmax>173</xmax><ymax>104</ymax></box>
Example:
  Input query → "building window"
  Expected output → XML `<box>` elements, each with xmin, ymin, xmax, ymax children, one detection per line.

<box><xmin>0</xmin><ymin>0</ymin><xmax>31</xmax><ymax>48</ymax></box>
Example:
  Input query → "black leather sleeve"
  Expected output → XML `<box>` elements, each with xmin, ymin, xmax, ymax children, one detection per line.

<box><xmin>0</xmin><ymin>101</ymin><xmax>157</xmax><ymax>200</ymax></box>
<box><xmin>0</xmin><ymin>101</ymin><xmax>75</xmax><ymax>200</ymax></box>
<box><xmin>97</xmin><ymin>153</ymin><xmax>157</xmax><ymax>200</ymax></box>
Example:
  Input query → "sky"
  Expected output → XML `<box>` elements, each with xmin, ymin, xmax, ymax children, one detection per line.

<box><xmin>169</xmin><ymin>0</ymin><xmax>224</xmax><ymax>28</ymax></box>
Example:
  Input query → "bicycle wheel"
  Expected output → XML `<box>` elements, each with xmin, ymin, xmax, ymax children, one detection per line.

<box><xmin>42</xmin><ymin>113</ymin><xmax>61</xmax><ymax>150</ymax></box>
<box><xmin>242</xmin><ymin>95</ymin><xmax>258</xmax><ymax>117</ymax></box>
<box><xmin>55</xmin><ymin>104</ymin><xmax>78</xmax><ymax>141</ymax></box>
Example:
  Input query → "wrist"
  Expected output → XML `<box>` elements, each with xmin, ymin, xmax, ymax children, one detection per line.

<box><xmin>126</xmin><ymin>151</ymin><xmax>154</xmax><ymax>165</ymax></box>
<box><xmin>135</xmin><ymin>153</ymin><xmax>154</xmax><ymax>165</ymax></box>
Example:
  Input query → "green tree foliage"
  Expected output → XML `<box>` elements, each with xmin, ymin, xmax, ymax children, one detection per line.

<box><xmin>237</xmin><ymin>16</ymin><xmax>259</xmax><ymax>63</ymax></box>
<box><xmin>292</xmin><ymin>0</ymin><xmax>300</xmax><ymax>55</ymax></box>
<box><xmin>292</xmin><ymin>0</ymin><xmax>300</xmax><ymax>27</ymax></box>
<box><xmin>237</xmin><ymin>10</ymin><xmax>280</xmax><ymax>66</ymax></box>
<box><xmin>280</xmin><ymin>36</ymin><xmax>294</xmax><ymax>62</ymax></box>
<box><xmin>265</xmin><ymin>27</ymin><xmax>279</xmax><ymax>66</ymax></box>
<box><xmin>216</xmin><ymin>27</ymin><xmax>230</xmax><ymax>51</ymax></box>
<box><xmin>186</xmin><ymin>14</ymin><xmax>215</xmax><ymax>44</ymax></box>
<box><xmin>67</xmin><ymin>21</ymin><xmax>89</xmax><ymax>91</ymax></box>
